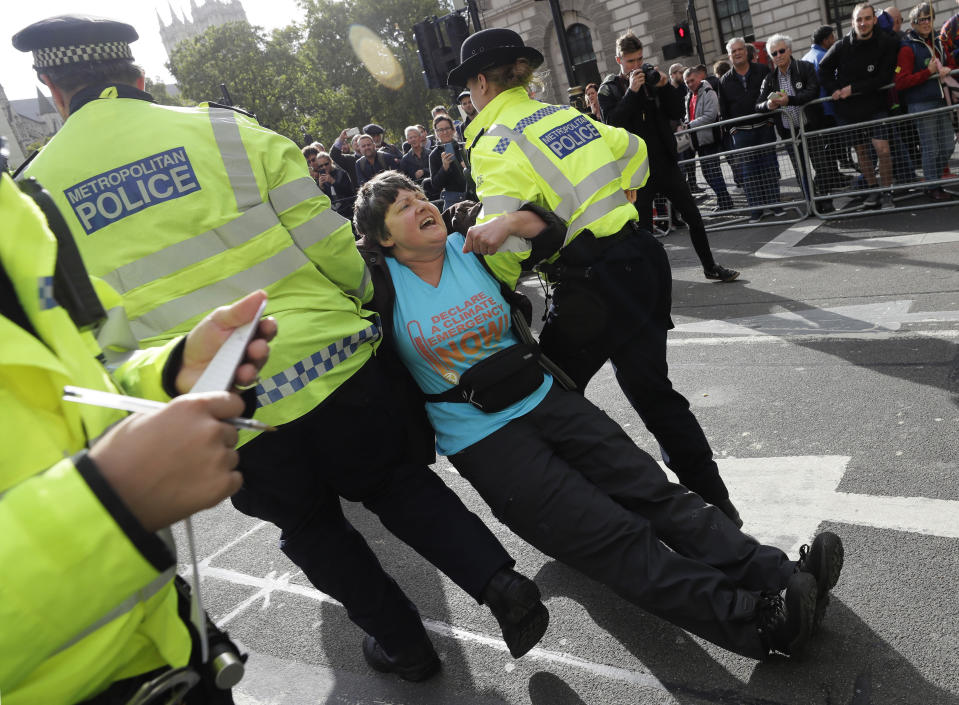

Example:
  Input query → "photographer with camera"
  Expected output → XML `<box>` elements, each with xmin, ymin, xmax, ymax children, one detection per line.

<box><xmin>314</xmin><ymin>150</ymin><xmax>356</xmax><ymax>221</ymax></box>
<box><xmin>599</xmin><ymin>32</ymin><xmax>738</xmax><ymax>282</ymax></box>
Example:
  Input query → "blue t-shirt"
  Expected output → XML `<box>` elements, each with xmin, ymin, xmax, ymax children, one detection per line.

<box><xmin>386</xmin><ymin>232</ymin><xmax>552</xmax><ymax>455</ymax></box>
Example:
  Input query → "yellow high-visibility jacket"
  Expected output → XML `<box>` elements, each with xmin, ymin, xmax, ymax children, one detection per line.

<box><xmin>0</xmin><ymin>172</ymin><xmax>191</xmax><ymax>705</ymax></box>
<box><xmin>464</xmin><ymin>86</ymin><xmax>650</xmax><ymax>288</ymax></box>
<box><xmin>25</xmin><ymin>87</ymin><xmax>377</xmax><ymax>443</ymax></box>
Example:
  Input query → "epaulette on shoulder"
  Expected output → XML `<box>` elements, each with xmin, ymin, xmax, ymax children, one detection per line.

<box><xmin>203</xmin><ymin>101</ymin><xmax>257</xmax><ymax>120</ymax></box>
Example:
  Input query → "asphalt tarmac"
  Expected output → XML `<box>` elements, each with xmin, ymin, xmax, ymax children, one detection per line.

<box><xmin>177</xmin><ymin>203</ymin><xmax>959</xmax><ymax>705</ymax></box>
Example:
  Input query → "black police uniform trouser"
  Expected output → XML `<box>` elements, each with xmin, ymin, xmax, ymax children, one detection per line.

<box><xmin>233</xmin><ymin>355</ymin><xmax>513</xmax><ymax>654</ymax></box>
<box><xmin>451</xmin><ymin>384</ymin><xmax>794</xmax><ymax>659</ymax></box>
<box><xmin>636</xmin><ymin>159</ymin><xmax>717</xmax><ymax>271</ymax></box>
<box><xmin>539</xmin><ymin>227</ymin><xmax>730</xmax><ymax>506</ymax></box>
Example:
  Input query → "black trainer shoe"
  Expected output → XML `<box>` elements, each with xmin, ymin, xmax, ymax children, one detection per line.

<box><xmin>481</xmin><ymin>567</ymin><xmax>549</xmax><ymax>658</ymax></box>
<box><xmin>704</xmin><ymin>264</ymin><xmax>740</xmax><ymax>282</ymax></box>
<box><xmin>797</xmin><ymin>531</ymin><xmax>844</xmax><ymax>628</ymax></box>
<box><xmin>715</xmin><ymin>498</ymin><xmax>744</xmax><ymax>528</ymax></box>
<box><xmin>362</xmin><ymin>635</ymin><xmax>441</xmax><ymax>681</ymax></box>
<box><xmin>757</xmin><ymin>572</ymin><xmax>818</xmax><ymax>658</ymax></box>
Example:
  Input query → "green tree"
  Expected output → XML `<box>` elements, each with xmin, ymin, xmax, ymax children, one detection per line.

<box><xmin>167</xmin><ymin>1</ymin><xmax>461</xmax><ymax>147</ymax></box>
<box><xmin>144</xmin><ymin>76</ymin><xmax>194</xmax><ymax>106</ymax></box>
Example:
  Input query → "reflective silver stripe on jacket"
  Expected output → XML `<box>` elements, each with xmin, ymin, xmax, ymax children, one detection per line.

<box><xmin>101</xmin><ymin>202</ymin><xmax>281</xmax><ymax>294</ymax></box>
<box><xmin>129</xmin><ymin>246</ymin><xmax>311</xmax><ymax>340</ymax></box>
<box><xmin>96</xmin><ymin>305</ymin><xmax>140</xmax><ymax>370</ymax></box>
<box><xmin>478</xmin><ymin>195</ymin><xmax>524</xmax><ymax>220</ymax></box>
<box><xmin>121</xmin><ymin>110</ymin><xmax>347</xmax><ymax>338</ymax></box>
<box><xmin>345</xmin><ymin>264</ymin><xmax>372</xmax><ymax>300</ymax></box>
<box><xmin>620</xmin><ymin>132</ymin><xmax>649</xmax><ymax>189</ymax></box>
<box><xmin>52</xmin><ymin>564</ymin><xmax>177</xmax><ymax>657</ymax></box>
<box><xmin>209</xmin><ymin>108</ymin><xmax>261</xmax><ymax>210</ymax></box>
<box><xmin>289</xmin><ymin>208</ymin><xmax>349</xmax><ymax>252</ymax></box>
<box><xmin>268</xmin><ymin>176</ymin><xmax>321</xmax><ymax>214</ymax></box>
<box><xmin>255</xmin><ymin>321</ymin><xmax>381</xmax><ymax>406</ymax></box>
<box><xmin>485</xmin><ymin>124</ymin><xmax>627</xmax><ymax>224</ymax></box>
<box><xmin>564</xmin><ymin>188</ymin><xmax>630</xmax><ymax>244</ymax></box>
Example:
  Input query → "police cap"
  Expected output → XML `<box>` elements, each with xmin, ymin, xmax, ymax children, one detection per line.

<box><xmin>363</xmin><ymin>123</ymin><xmax>385</xmax><ymax>136</ymax></box>
<box><xmin>12</xmin><ymin>15</ymin><xmax>138</xmax><ymax>71</ymax></box>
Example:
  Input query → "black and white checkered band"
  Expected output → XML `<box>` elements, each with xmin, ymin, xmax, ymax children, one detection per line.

<box><xmin>33</xmin><ymin>41</ymin><xmax>133</xmax><ymax>69</ymax></box>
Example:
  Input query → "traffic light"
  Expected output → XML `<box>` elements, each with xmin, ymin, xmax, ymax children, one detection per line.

<box><xmin>413</xmin><ymin>13</ymin><xmax>470</xmax><ymax>89</ymax></box>
<box><xmin>674</xmin><ymin>22</ymin><xmax>690</xmax><ymax>43</ymax></box>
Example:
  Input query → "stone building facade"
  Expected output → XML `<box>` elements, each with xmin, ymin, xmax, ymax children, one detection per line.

<box><xmin>158</xmin><ymin>0</ymin><xmax>248</xmax><ymax>57</ymax></box>
<box><xmin>1</xmin><ymin>85</ymin><xmax>61</xmax><ymax>170</ymax></box>
<box><xmin>476</xmin><ymin>0</ymin><xmax>957</xmax><ymax>105</ymax></box>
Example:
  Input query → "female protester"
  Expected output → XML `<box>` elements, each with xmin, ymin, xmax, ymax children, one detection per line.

<box><xmin>584</xmin><ymin>82</ymin><xmax>603</xmax><ymax>120</ymax></box>
<box><xmin>354</xmin><ymin>170</ymin><xmax>845</xmax><ymax>661</ymax></box>
<box><xmin>895</xmin><ymin>2</ymin><xmax>957</xmax><ymax>201</ymax></box>
<box><xmin>446</xmin><ymin>27</ymin><xmax>744</xmax><ymax>529</ymax></box>
<box><xmin>428</xmin><ymin>114</ymin><xmax>470</xmax><ymax>209</ymax></box>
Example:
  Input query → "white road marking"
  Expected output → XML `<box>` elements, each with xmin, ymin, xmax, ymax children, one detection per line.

<box><xmin>188</xmin><ymin>454</ymin><xmax>959</xmax><ymax>700</ymax></box>
<box><xmin>671</xmin><ymin>300</ymin><xmax>959</xmax><ymax>338</ymax></box>
<box><xmin>755</xmin><ymin>220</ymin><xmax>959</xmax><ymax>258</ymax></box>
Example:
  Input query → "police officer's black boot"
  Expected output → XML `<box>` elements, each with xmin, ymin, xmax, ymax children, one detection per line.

<box><xmin>481</xmin><ymin>567</ymin><xmax>549</xmax><ymax>658</ymax></box>
<box><xmin>362</xmin><ymin>634</ymin><xmax>441</xmax><ymax>682</ymax></box>
<box><xmin>756</xmin><ymin>572</ymin><xmax>818</xmax><ymax>659</ymax></box>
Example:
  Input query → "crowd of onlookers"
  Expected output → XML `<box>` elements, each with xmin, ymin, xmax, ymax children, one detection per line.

<box><xmin>301</xmin><ymin>91</ymin><xmax>479</xmax><ymax>229</ymax></box>
<box><xmin>668</xmin><ymin>1</ymin><xmax>959</xmax><ymax>217</ymax></box>
<box><xmin>303</xmin><ymin>0</ymin><xmax>959</xmax><ymax>232</ymax></box>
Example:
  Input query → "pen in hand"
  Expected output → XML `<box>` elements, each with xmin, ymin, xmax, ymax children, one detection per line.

<box><xmin>63</xmin><ymin>386</ymin><xmax>276</xmax><ymax>432</ymax></box>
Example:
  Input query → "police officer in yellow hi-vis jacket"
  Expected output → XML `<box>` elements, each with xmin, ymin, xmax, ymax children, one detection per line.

<box><xmin>14</xmin><ymin>14</ymin><xmax>547</xmax><ymax>684</ymax></box>
<box><xmin>0</xmin><ymin>160</ymin><xmax>276</xmax><ymax>704</ymax></box>
<box><xmin>448</xmin><ymin>28</ymin><xmax>743</xmax><ymax>528</ymax></box>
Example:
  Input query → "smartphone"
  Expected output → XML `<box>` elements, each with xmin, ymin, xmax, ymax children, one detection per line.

<box><xmin>444</xmin><ymin>142</ymin><xmax>456</xmax><ymax>154</ymax></box>
<box><xmin>346</xmin><ymin>126</ymin><xmax>360</xmax><ymax>138</ymax></box>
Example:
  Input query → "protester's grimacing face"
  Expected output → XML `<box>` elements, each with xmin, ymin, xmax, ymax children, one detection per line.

<box><xmin>381</xmin><ymin>189</ymin><xmax>448</xmax><ymax>258</ymax></box>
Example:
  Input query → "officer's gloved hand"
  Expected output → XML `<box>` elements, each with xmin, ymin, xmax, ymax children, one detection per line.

<box><xmin>443</xmin><ymin>200</ymin><xmax>481</xmax><ymax>235</ymax></box>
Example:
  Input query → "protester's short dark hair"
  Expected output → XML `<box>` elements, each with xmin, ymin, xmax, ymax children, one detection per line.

<box><xmin>353</xmin><ymin>170</ymin><xmax>421</xmax><ymax>247</ymax></box>
<box><xmin>481</xmin><ymin>58</ymin><xmax>535</xmax><ymax>92</ymax></box>
<box><xmin>812</xmin><ymin>24</ymin><xmax>836</xmax><ymax>45</ymax></box>
<box><xmin>712</xmin><ymin>59</ymin><xmax>731</xmax><ymax>76</ymax></box>
<box><xmin>616</xmin><ymin>32</ymin><xmax>643</xmax><ymax>56</ymax></box>
<box><xmin>302</xmin><ymin>146</ymin><xmax>318</xmax><ymax>159</ymax></box>
<box><xmin>746</xmin><ymin>43</ymin><xmax>756</xmax><ymax>61</ymax></box>
<box><xmin>41</xmin><ymin>58</ymin><xmax>142</xmax><ymax>93</ymax></box>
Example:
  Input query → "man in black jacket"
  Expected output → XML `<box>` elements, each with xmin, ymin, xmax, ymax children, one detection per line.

<box><xmin>718</xmin><ymin>37</ymin><xmax>782</xmax><ymax>222</ymax></box>
<box><xmin>599</xmin><ymin>31</ymin><xmax>738</xmax><ymax>282</ymax></box>
<box><xmin>819</xmin><ymin>2</ymin><xmax>899</xmax><ymax>208</ymax></box>
<box><xmin>756</xmin><ymin>34</ymin><xmax>835</xmax><ymax>212</ymax></box>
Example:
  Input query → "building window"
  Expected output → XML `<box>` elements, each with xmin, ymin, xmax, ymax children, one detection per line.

<box><xmin>826</xmin><ymin>0</ymin><xmax>857</xmax><ymax>32</ymax></box>
<box><xmin>566</xmin><ymin>23</ymin><xmax>596</xmax><ymax>65</ymax></box>
<box><xmin>714</xmin><ymin>0</ymin><xmax>755</xmax><ymax>43</ymax></box>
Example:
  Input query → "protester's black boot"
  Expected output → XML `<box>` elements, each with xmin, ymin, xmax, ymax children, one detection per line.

<box><xmin>797</xmin><ymin>531</ymin><xmax>844</xmax><ymax>628</ymax></box>
<box><xmin>481</xmin><ymin>567</ymin><xmax>549</xmax><ymax>658</ymax></box>
<box><xmin>362</xmin><ymin>634</ymin><xmax>441</xmax><ymax>682</ymax></box>
<box><xmin>757</xmin><ymin>572</ymin><xmax>818</xmax><ymax>659</ymax></box>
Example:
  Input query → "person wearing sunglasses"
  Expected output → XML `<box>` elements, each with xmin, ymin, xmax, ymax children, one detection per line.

<box><xmin>755</xmin><ymin>34</ymin><xmax>837</xmax><ymax>212</ymax></box>
<box><xmin>895</xmin><ymin>2</ymin><xmax>957</xmax><ymax>201</ymax></box>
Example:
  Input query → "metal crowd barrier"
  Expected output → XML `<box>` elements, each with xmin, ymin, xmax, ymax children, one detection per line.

<box><xmin>677</xmin><ymin>109</ymin><xmax>809</xmax><ymax>231</ymax></box>
<box><xmin>668</xmin><ymin>82</ymin><xmax>959</xmax><ymax>229</ymax></box>
<box><xmin>799</xmin><ymin>98</ymin><xmax>959</xmax><ymax>218</ymax></box>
